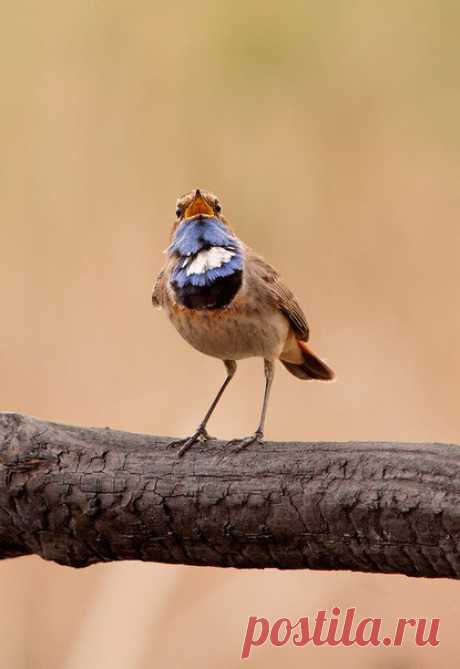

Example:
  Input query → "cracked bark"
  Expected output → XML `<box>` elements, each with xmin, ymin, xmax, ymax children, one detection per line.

<box><xmin>0</xmin><ymin>412</ymin><xmax>459</xmax><ymax>577</ymax></box>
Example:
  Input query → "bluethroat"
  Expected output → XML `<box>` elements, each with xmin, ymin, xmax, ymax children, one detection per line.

<box><xmin>152</xmin><ymin>189</ymin><xmax>334</xmax><ymax>456</ymax></box>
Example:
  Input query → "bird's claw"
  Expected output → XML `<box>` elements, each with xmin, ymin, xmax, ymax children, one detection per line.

<box><xmin>228</xmin><ymin>431</ymin><xmax>264</xmax><ymax>452</ymax></box>
<box><xmin>168</xmin><ymin>427</ymin><xmax>213</xmax><ymax>457</ymax></box>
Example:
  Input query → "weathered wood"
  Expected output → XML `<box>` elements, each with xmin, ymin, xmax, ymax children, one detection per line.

<box><xmin>0</xmin><ymin>412</ymin><xmax>459</xmax><ymax>576</ymax></box>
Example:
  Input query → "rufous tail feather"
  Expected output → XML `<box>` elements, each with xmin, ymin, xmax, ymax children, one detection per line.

<box><xmin>281</xmin><ymin>340</ymin><xmax>335</xmax><ymax>381</ymax></box>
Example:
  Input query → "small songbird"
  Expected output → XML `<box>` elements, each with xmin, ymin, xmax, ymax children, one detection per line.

<box><xmin>152</xmin><ymin>189</ymin><xmax>334</xmax><ymax>456</ymax></box>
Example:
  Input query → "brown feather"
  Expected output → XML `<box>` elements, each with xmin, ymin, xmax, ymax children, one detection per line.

<box><xmin>281</xmin><ymin>340</ymin><xmax>335</xmax><ymax>381</ymax></box>
<box><xmin>152</xmin><ymin>269</ymin><xmax>166</xmax><ymax>307</ymax></box>
<box><xmin>245</xmin><ymin>250</ymin><xmax>310</xmax><ymax>341</ymax></box>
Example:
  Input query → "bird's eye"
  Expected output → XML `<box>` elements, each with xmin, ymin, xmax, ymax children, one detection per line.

<box><xmin>175</xmin><ymin>206</ymin><xmax>182</xmax><ymax>218</ymax></box>
<box><xmin>215</xmin><ymin>201</ymin><xmax>222</xmax><ymax>213</ymax></box>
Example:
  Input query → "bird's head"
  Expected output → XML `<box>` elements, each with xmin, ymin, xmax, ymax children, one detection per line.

<box><xmin>174</xmin><ymin>188</ymin><xmax>223</xmax><ymax>225</ymax></box>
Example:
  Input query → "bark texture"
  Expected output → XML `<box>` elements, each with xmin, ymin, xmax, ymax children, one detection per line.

<box><xmin>0</xmin><ymin>412</ymin><xmax>459</xmax><ymax>577</ymax></box>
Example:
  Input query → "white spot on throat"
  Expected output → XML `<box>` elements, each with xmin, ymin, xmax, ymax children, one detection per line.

<box><xmin>185</xmin><ymin>247</ymin><xmax>235</xmax><ymax>276</ymax></box>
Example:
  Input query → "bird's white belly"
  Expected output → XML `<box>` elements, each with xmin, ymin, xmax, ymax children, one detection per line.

<box><xmin>168</xmin><ymin>304</ymin><xmax>289</xmax><ymax>361</ymax></box>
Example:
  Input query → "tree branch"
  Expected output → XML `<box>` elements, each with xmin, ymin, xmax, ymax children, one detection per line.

<box><xmin>0</xmin><ymin>412</ymin><xmax>459</xmax><ymax>577</ymax></box>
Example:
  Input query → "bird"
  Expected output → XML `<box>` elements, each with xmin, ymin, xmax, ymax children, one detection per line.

<box><xmin>152</xmin><ymin>188</ymin><xmax>334</xmax><ymax>456</ymax></box>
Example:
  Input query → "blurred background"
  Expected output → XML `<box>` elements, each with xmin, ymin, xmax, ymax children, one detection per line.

<box><xmin>1</xmin><ymin>0</ymin><xmax>459</xmax><ymax>666</ymax></box>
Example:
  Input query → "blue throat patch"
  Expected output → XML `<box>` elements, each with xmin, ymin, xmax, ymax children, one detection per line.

<box><xmin>169</xmin><ymin>216</ymin><xmax>244</xmax><ymax>289</ymax></box>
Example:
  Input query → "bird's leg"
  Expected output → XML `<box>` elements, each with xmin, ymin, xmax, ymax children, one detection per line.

<box><xmin>169</xmin><ymin>360</ymin><xmax>237</xmax><ymax>457</ymax></box>
<box><xmin>229</xmin><ymin>359</ymin><xmax>274</xmax><ymax>451</ymax></box>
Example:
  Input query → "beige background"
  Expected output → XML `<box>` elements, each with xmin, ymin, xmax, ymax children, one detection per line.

<box><xmin>1</xmin><ymin>1</ymin><xmax>460</xmax><ymax>667</ymax></box>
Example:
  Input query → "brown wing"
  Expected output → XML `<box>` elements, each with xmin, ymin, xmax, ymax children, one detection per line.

<box><xmin>151</xmin><ymin>269</ymin><xmax>166</xmax><ymax>308</ymax></box>
<box><xmin>248</xmin><ymin>250</ymin><xmax>310</xmax><ymax>341</ymax></box>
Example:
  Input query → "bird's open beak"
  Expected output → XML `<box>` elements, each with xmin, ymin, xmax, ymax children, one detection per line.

<box><xmin>184</xmin><ymin>189</ymin><xmax>214</xmax><ymax>218</ymax></box>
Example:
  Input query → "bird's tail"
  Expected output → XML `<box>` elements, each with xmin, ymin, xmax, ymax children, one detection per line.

<box><xmin>281</xmin><ymin>340</ymin><xmax>335</xmax><ymax>381</ymax></box>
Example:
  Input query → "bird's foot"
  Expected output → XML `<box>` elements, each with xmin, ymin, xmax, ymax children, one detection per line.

<box><xmin>228</xmin><ymin>431</ymin><xmax>264</xmax><ymax>452</ymax></box>
<box><xmin>168</xmin><ymin>426</ymin><xmax>213</xmax><ymax>458</ymax></box>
